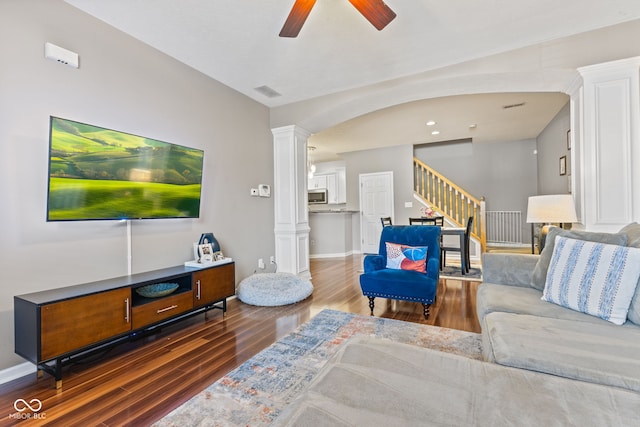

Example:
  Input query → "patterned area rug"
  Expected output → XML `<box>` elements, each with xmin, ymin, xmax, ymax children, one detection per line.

<box><xmin>154</xmin><ymin>309</ymin><xmax>482</xmax><ymax>427</ymax></box>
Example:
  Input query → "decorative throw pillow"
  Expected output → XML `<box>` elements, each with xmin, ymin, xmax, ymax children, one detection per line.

<box><xmin>530</xmin><ymin>227</ymin><xmax>628</xmax><ymax>291</ymax></box>
<box><xmin>385</xmin><ymin>242</ymin><xmax>428</xmax><ymax>273</ymax></box>
<box><xmin>542</xmin><ymin>236</ymin><xmax>640</xmax><ymax>325</ymax></box>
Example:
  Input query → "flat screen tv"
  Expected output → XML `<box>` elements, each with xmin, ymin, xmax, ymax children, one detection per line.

<box><xmin>47</xmin><ymin>117</ymin><xmax>204</xmax><ymax>221</ymax></box>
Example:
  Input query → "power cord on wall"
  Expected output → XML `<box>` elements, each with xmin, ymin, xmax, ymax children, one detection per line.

<box><xmin>253</xmin><ymin>260</ymin><xmax>278</xmax><ymax>275</ymax></box>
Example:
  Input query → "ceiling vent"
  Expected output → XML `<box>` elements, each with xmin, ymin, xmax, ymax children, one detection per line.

<box><xmin>254</xmin><ymin>85</ymin><xmax>282</xmax><ymax>98</ymax></box>
<box><xmin>502</xmin><ymin>102</ymin><xmax>525</xmax><ymax>109</ymax></box>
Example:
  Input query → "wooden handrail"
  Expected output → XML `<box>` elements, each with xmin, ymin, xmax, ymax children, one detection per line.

<box><xmin>414</xmin><ymin>158</ymin><xmax>487</xmax><ymax>252</ymax></box>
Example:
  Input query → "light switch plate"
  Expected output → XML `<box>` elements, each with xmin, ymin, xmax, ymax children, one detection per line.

<box><xmin>259</xmin><ymin>184</ymin><xmax>271</xmax><ymax>197</ymax></box>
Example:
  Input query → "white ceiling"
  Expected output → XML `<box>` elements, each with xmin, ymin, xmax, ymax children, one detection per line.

<box><xmin>64</xmin><ymin>0</ymin><xmax>640</xmax><ymax>160</ymax></box>
<box><xmin>309</xmin><ymin>92</ymin><xmax>569</xmax><ymax>158</ymax></box>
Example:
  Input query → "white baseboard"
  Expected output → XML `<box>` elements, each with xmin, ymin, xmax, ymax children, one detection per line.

<box><xmin>0</xmin><ymin>362</ymin><xmax>36</xmax><ymax>385</ymax></box>
<box><xmin>309</xmin><ymin>250</ymin><xmax>354</xmax><ymax>259</ymax></box>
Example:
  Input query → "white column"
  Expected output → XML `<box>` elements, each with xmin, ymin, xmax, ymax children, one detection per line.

<box><xmin>272</xmin><ymin>125</ymin><xmax>311</xmax><ymax>279</ymax></box>
<box><xmin>577</xmin><ymin>56</ymin><xmax>640</xmax><ymax>231</ymax></box>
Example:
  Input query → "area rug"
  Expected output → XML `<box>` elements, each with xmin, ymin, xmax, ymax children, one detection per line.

<box><xmin>154</xmin><ymin>309</ymin><xmax>482</xmax><ymax>426</ymax></box>
<box><xmin>440</xmin><ymin>265</ymin><xmax>482</xmax><ymax>281</ymax></box>
<box><xmin>236</xmin><ymin>272</ymin><xmax>313</xmax><ymax>306</ymax></box>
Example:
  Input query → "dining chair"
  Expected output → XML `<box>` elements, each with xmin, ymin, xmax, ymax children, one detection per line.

<box><xmin>409</xmin><ymin>217</ymin><xmax>436</xmax><ymax>225</ymax></box>
<box><xmin>410</xmin><ymin>216</ymin><xmax>444</xmax><ymax>226</ymax></box>
<box><xmin>380</xmin><ymin>217</ymin><xmax>392</xmax><ymax>227</ymax></box>
<box><xmin>441</xmin><ymin>216</ymin><xmax>473</xmax><ymax>273</ymax></box>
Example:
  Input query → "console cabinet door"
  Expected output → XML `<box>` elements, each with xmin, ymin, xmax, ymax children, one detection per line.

<box><xmin>193</xmin><ymin>263</ymin><xmax>235</xmax><ymax>307</ymax></box>
<box><xmin>40</xmin><ymin>288</ymin><xmax>131</xmax><ymax>361</ymax></box>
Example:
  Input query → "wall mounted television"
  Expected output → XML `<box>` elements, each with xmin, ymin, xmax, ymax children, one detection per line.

<box><xmin>47</xmin><ymin>117</ymin><xmax>204</xmax><ymax>221</ymax></box>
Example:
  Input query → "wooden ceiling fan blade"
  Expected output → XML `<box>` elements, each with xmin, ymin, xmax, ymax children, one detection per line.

<box><xmin>279</xmin><ymin>0</ymin><xmax>317</xmax><ymax>38</ymax></box>
<box><xmin>348</xmin><ymin>0</ymin><xmax>396</xmax><ymax>31</ymax></box>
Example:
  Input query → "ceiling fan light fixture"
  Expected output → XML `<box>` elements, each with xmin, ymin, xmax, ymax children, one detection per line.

<box><xmin>348</xmin><ymin>0</ymin><xmax>397</xmax><ymax>31</ymax></box>
<box><xmin>280</xmin><ymin>0</ymin><xmax>317</xmax><ymax>38</ymax></box>
<box><xmin>279</xmin><ymin>0</ymin><xmax>396</xmax><ymax>38</ymax></box>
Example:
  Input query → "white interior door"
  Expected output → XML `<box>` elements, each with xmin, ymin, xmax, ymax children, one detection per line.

<box><xmin>359</xmin><ymin>172</ymin><xmax>394</xmax><ymax>254</ymax></box>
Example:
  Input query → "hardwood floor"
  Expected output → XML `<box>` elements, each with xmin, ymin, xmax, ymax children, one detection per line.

<box><xmin>0</xmin><ymin>255</ymin><xmax>480</xmax><ymax>426</ymax></box>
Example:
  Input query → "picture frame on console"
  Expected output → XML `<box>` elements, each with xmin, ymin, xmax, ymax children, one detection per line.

<box><xmin>199</xmin><ymin>243</ymin><xmax>213</xmax><ymax>262</ymax></box>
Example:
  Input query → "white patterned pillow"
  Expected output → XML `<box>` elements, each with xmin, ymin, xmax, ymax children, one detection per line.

<box><xmin>542</xmin><ymin>236</ymin><xmax>640</xmax><ymax>325</ymax></box>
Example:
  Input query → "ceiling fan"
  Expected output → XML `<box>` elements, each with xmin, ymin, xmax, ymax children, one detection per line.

<box><xmin>280</xmin><ymin>0</ymin><xmax>397</xmax><ymax>38</ymax></box>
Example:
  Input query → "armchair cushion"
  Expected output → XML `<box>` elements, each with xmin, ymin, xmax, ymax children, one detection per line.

<box><xmin>385</xmin><ymin>242</ymin><xmax>428</xmax><ymax>273</ymax></box>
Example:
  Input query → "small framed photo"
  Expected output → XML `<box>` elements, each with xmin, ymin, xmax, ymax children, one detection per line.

<box><xmin>198</xmin><ymin>243</ymin><xmax>213</xmax><ymax>262</ymax></box>
<box><xmin>559</xmin><ymin>156</ymin><xmax>567</xmax><ymax>176</ymax></box>
<box><xmin>567</xmin><ymin>129</ymin><xmax>571</xmax><ymax>150</ymax></box>
<box><xmin>213</xmin><ymin>251</ymin><xmax>225</xmax><ymax>261</ymax></box>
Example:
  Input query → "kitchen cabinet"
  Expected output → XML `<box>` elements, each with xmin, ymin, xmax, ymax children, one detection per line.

<box><xmin>308</xmin><ymin>168</ymin><xmax>346</xmax><ymax>204</ymax></box>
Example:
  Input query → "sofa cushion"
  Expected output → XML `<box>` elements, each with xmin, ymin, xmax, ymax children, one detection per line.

<box><xmin>530</xmin><ymin>227</ymin><xmax>627</xmax><ymax>291</ymax></box>
<box><xmin>542</xmin><ymin>236</ymin><xmax>640</xmax><ymax>325</ymax></box>
<box><xmin>272</xmin><ymin>336</ymin><xmax>640</xmax><ymax>427</ymax></box>
<box><xmin>485</xmin><ymin>312</ymin><xmax>640</xmax><ymax>393</ymax></box>
<box><xmin>619</xmin><ymin>222</ymin><xmax>640</xmax><ymax>247</ymax></box>
<box><xmin>385</xmin><ymin>242</ymin><xmax>427</xmax><ymax>273</ymax></box>
<box><xmin>481</xmin><ymin>252</ymin><xmax>539</xmax><ymax>287</ymax></box>
<box><xmin>476</xmin><ymin>283</ymin><xmax>608</xmax><ymax>326</ymax></box>
<box><xmin>620</xmin><ymin>222</ymin><xmax>640</xmax><ymax>325</ymax></box>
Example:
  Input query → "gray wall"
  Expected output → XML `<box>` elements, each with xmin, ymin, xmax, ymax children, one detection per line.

<box><xmin>536</xmin><ymin>102</ymin><xmax>571</xmax><ymax>194</ymax></box>
<box><xmin>0</xmin><ymin>1</ymin><xmax>273</xmax><ymax>370</ymax></box>
<box><xmin>342</xmin><ymin>144</ymin><xmax>416</xmax><ymax>222</ymax></box>
<box><xmin>340</xmin><ymin>145</ymin><xmax>415</xmax><ymax>251</ymax></box>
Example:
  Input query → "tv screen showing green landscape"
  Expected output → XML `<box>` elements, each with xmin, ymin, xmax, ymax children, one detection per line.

<box><xmin>47</xmin><ymin>117</ymin><xmax>204</xmax><ymax>221</ymax></box>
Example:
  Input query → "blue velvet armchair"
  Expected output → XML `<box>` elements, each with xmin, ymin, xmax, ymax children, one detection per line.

<box><xmin>359</xmin><ymin>225</ymin><xmax>441</xmax><ymax>319</ymax></box>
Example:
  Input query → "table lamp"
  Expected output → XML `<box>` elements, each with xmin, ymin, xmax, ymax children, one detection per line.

<box><xmin>526</xmin><ymin>195</ymin><xmax>578</xmax><ymax>253</ymax></box>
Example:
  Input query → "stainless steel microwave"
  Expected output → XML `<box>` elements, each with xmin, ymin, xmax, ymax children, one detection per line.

<box><xmin>308</xmin><ymin>189</ymin><xmax>328</xmax><ymax>204</ymax></box>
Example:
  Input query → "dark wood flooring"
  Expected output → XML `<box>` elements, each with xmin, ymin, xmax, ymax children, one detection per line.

<box><xmin>0</xmin><ymin>255</ymin><xmax>480</xmax><ymax>426</ymax></box>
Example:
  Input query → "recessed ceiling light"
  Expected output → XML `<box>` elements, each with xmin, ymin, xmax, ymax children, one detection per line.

<box><xmin>426</xmin><ymin>121</ymin><xmax>436</xmax><ymax>126</ymax></box>
<box><xmin>469</xmin><ymin>124</ymin><xmax>477</xmax><ymax>129</ymax></box>
<box><xmin>431</xmin><ymin>130</ymin><xmax>440</xmax><ymax>135</ymax></box>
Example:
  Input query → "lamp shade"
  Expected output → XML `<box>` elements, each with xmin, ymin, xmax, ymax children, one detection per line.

<box><xmin>526</xmin><ymin>195</ymin><xmax>577</xmax><ymax>224</ymax></box>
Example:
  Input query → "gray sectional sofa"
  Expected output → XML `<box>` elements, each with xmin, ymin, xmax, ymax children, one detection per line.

<box><xmin>478</xmin><ymin>223</ymin><xmax>640</xmax><ymax>393</ymax></box>
<box><xmin>273</xmin><ymin>224</ymin><xmax>640</xmax><ymax>426</ymax></box>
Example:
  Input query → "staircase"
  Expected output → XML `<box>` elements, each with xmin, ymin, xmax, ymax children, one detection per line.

<box><xmin>413</xmin><ymin>158</ymin><xmax>487</xmax><ymax>252</ymax></box>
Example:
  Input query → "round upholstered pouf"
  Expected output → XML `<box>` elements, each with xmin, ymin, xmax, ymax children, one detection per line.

<box><xmin>237</xmin><ymin>272</ymin><xmax>313</xmax><ymax>306</ymax></box>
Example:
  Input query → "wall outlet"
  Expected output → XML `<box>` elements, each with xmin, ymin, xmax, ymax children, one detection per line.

<box><xmin>270</xmin><ymin>256</ymin><xmax>275</xmax><ymax>264</ymax></box>
<box><xmin>258</xmin><ymin>258</ymin><xmax>265</xmax><ymax>269</ymax></box>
